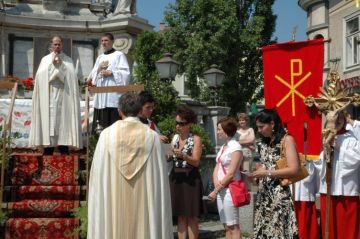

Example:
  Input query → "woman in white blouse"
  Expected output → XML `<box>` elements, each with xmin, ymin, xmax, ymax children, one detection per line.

<box><xmin>208</xmin><ymin>117</ymin><xmax>243</xmax><ymax>239</ymax></box>
<box><xmin>237</xmin><ymin>113</ymin><xmax>255</xmax><ymax>172</ymax></box>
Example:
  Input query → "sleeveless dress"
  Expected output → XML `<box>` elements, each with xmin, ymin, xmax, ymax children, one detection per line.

<box><xmin>254</xmin><ymin>141</ymin><xmax>299</xmax><ymax>238</ymax></box>
<box><xmin>169</xmin><ymin>133</ymin><xmax>205</xmax><ymax>217</ymax></box>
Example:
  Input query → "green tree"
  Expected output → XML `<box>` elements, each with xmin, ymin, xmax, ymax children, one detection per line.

<box><xmin>131</xmin><ymin>31</ymin><xmax>180</xmax><ymax>123</ymax></box>
<box><xmin>163</xmin><ymin>0</ymin><xmax>276</xmax><ymax>114</ymax></box>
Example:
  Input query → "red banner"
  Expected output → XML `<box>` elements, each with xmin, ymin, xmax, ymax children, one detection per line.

<box><xmin>262</xmin><ymin>39</ymin><xmax>323</xmax><ymax>157</ymax></box>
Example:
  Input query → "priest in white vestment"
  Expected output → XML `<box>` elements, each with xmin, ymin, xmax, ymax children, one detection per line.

<box><xmin>29</xmin><ymin>36</ymin><xmax>82</xmax><ymax>154</ymax></box>
<box><xmin>87</xmin><ymin>93</ymin><xmax>173</xmax><ymax>239</ymax></box>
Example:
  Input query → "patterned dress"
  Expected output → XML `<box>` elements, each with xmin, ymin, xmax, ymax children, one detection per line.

<box><xmin>169</xmin><ymin>133</ymin><xmax>205</xmax><ymax>217</ymax></box>
<box><xmin>254</xmin><ymin>142</ymin><xmax>298</xmax><ymax>238</ymax></box>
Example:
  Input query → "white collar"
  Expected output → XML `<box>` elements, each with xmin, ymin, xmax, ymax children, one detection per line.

<box><xmin>123</xmin><ymin>117</ymin><xmax>141</xmax><ymax>122</ymax></box>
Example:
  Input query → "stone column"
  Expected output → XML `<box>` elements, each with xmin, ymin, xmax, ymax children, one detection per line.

<box><xmin>206</xmin><ymin>106</ymin><xmax>230</xmax><ymax>151</ymax></box>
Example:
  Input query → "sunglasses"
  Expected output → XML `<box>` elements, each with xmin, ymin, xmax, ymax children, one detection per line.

<box><xmin>175</xmin><ymin>121</ymin><xmax>189</xmax><ymax>126</ymax></box>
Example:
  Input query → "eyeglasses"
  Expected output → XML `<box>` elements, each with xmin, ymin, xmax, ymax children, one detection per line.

<box><xmin>175</xmin><ymin>121</ymin><xmax>188</xmax><ymax>126</ymax></box>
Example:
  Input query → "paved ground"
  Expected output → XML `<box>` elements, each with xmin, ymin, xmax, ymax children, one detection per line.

<box><xmin>173</xmin><ymin>214</ymin><xmax>252</xmax><ymax>239</ymax></box>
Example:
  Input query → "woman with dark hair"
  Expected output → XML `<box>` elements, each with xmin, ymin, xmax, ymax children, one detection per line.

<box><xmin>208</xmin><ymin>117</ymin><xmax>243</xmax><ymax>239</ymax></box>
<box><xmin>251</xmin><ymin>109</ymin><xmax>299</xmax><ymax>238</ymax></box>
<box><xmin>169</xmin><ymin>105</ymin><xmax>205</xmax><ymax>239</ymax></box>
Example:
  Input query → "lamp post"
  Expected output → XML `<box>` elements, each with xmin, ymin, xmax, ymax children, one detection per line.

<box><xmin>203</xmin><ymin>64</ymin><xmax>225</xmax><ymax>106</ymax></box>
<box><xmin>155</xmin><ymin>53</ymin><xmax>179</xmax><ymax>83</ymax></box>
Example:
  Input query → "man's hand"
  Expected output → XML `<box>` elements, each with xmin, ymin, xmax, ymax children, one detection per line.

<box><xmin>100</xmin><ymin>70</ymin><xmax>112</xmax><ymax>77</ymax></box>
<box><xmin>159</xmin><ymin>135</ymin><xmax>169</xmax><ymax>143</ymax></box>
<box><xmin>53</xmin><ymin>53</ymin><xmax>62</xmax><ymax>66</ymax></box>
<box><xmin>97</xmin><ymin>60</ymin><xmax>109</xmax><ymax>73</ymax></box>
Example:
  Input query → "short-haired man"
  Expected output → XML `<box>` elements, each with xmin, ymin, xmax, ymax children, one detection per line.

<box><xmin>138</xmin><ymin>90</ymin><xmax>168</xmax><ymax>142</ymax></box>
<box><xmin>345</xmin><ymin>111</ymin><xmax>360</xmax><ymax>140</ymax></box>
<box><xmin>88</xmin><ymin>33</ymin><xmax>130</xmax><ymax>134</ymax></box>
<box><xmin>29</xmin><ymin>36</ymin><xmax>82</xmax><ymax>155</ymax></box>
<box><xmin>87</xmin><ymin>93</ymin><xmax>173</xmax><ymax>239</ymax></box>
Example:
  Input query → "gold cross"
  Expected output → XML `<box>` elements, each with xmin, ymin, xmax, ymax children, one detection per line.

<box><xmin>304</xmin><ymin>70</ymin><xmax>360</xmax><ymax>239</ymax></box>
<box><xmin>275</xmin><ymin>59</ymin><xmax>312</xmax><ymax>116</ymax></box>
<box><xmin>304</xmin><ymin>71</ymin><xmax>360</xmax><ymax>112</ymax></box>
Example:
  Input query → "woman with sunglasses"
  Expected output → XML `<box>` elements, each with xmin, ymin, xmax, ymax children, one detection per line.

<box><xmin>169</xmin><ymin>105</ymin><xmax>205</xmax><ymax>239</ymax></box>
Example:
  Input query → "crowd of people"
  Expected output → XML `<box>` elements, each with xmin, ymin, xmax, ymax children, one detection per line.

<box><xmin>27</xmin><ymin>34</ymin><xmax>359</xmax><ymax>239</ymax></box>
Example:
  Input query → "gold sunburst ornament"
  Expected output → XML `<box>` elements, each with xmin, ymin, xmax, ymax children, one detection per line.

<box><xmin>304</xmin><ymin>71</ymin><xmax>360</xmax><ymax>111</ymax></box>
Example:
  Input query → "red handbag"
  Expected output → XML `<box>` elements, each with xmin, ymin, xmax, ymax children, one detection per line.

<box><xmin>217</xmin><ymin>146</ymin><xmax>251</xmax><ymax>208</ymax></box>
<box><xmin>228</xmin><ymin>180</ymin><xmax>251</xmax><ymax>207</ymax></box>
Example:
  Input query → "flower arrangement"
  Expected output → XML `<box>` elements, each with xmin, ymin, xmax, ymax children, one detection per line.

<box><xmin>4</xmin><ymin>75</ymin><xmax>34</xmax><ymax>91</ymax></box>
<box><xmin>22</xmin><ymin>77</ymin><xmax>34</xmax><ymax>91</ymax></box>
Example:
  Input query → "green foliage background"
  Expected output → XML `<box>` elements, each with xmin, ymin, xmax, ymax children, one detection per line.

<box><xmin>162</xmin><ymin>0</ymin><xmax>276</xmax><ymax>114</ymax></box>
<box><xmin>131</xmin><ymin>31</ymin><xmax>180</xmax><ymax>123</ymax></box>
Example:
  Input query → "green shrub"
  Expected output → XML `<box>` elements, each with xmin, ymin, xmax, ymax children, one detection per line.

<box><xmin>158</xmin><ymin>117</ymin><xmax>214</xmax><ymax>155</ymax></box>
<box><xmin>0</xmin><ymin>208</ymin><xmax>8</xmax><ymax>223</ymax></box>
<box><xmin>73</xmin><ymin>203</ymin><xmax>87</xmax><ymax>239</ymax></box>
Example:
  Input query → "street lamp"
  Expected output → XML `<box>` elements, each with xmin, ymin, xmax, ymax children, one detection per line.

<box><xmin>155</xmin><ymin>53</ymin><xmax>179</xmax><ymax>83</ymax></box>
<box><xmin>203</xmin><ymin>64</ymin><xmax>225</xmax><ymax>106</ymax></box>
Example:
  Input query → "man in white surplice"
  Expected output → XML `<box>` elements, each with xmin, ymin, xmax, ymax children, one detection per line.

<box><xmin>87</xmin><ymin>93</ymin><xmax>173</xmax><ymax>239</ymax></box>
<box><xmin>29</xmin><ymin>36</ymin><xmax>82</xmax><ymax>154</ymax></box>
<box><xmin>87</xmin><ymin>33</ymin><xmax>130</xmax><ymax>134</ymax></box>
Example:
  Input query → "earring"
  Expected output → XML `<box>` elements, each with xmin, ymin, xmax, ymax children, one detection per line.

<box><xmin>272</xmin><ymin>128</ymin><xmax>275</xmax><ymax>132</ymax></box>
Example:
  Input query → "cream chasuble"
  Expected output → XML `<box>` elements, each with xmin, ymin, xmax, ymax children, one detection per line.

<box><xmin>29</xmin><ymin>52</ymin><xmax>82</xmax><ymax>148</ymax></box>
<box><xmin>87</xmin><ymin>117</ymin><xmax>173</xmax><ymax>239</ymax></box>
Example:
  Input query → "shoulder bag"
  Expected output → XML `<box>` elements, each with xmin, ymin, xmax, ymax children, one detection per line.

<box><xmin>275</xmin><ymin>134</ymin><xmax>309</xmax><ymax>186</ymax></box>
<box><xmin>217</xmin><ymin>146</ymin><xmax>251</xmax><ymax>207</ymax></box>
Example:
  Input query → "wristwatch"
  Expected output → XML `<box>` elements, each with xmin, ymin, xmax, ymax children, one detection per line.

<box><xmin>267</xmin><ymin>170</ymin><xmax>272</xmax><ymax>177</ymax></box>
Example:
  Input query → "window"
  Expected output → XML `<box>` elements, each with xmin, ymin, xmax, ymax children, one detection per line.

<box><xmin>346</xmin><ymin>16</ymin><xmax>360</xmax><ymax>68</ymax></box>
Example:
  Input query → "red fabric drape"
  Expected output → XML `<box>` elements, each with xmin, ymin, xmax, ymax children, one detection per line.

<box><xmin>294</xmin><ymin>201</ymin><xmax>320</xmax><ymax>239</ymax></box>
<box><xmin>262</xmin><ymin>39</ymin><xmax>323</xmax><ymax>157</ymax></box>
<box><xmin>320</xmin><ymin>194</ymin><xmax>360</xmax><ymax>239</ymax></box>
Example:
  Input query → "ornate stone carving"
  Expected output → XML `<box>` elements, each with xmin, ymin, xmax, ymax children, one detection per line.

<box><xmin>113</xmin><ymin>34</ymin><xmax>133</xmax><ymax>54</ymax></box>
<box><xmin>113</xmin><ymin>0</ymin><xmax>136</xmax><ymax>15</ymax></box>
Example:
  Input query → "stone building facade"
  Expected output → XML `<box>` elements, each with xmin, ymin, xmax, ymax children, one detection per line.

<box><xmin>299</xmin><ymin>0</ymin><xmax>360</xmax><ymax>117</ymax></box>
<box><xmin>0</xmin><ymin>0</ymin><xmax>231</xmax><ymax>149</ymax></box>
<box><xmin>0</xmin><ymin>0</ymin><xmax>152</xmax><ymax>81</ymax></box>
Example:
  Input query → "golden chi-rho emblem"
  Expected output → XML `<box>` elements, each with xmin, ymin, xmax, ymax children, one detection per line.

<box><xmin>275</xmin><ymin>59</ymin><xmax>311</xmax><ymax>116</ymax></box>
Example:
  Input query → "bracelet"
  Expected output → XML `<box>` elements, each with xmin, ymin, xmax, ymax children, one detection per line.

<box><xmin>213</xmin><ymin>189</ymin><xmax>218</xmax><ymax>194</ymax></box>
<box><xmin>267</xmin><ymin>169</ymin><xmax>273</xmax><ymax>177</ymax></box>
